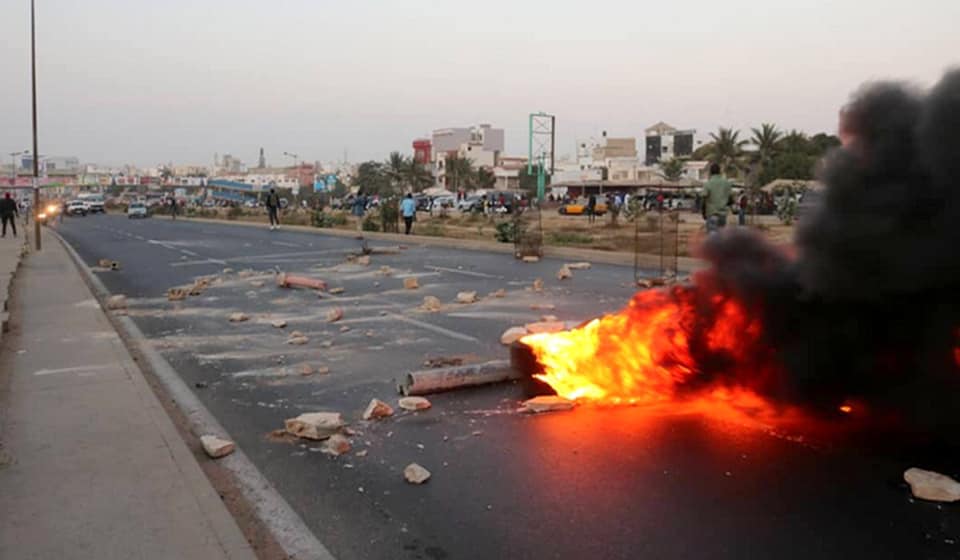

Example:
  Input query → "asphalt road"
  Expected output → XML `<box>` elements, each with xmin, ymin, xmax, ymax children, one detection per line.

<box><xmin>57</xmin><ymin>214</ymin><xmax>958</xmax><ymax>560</ymax></box>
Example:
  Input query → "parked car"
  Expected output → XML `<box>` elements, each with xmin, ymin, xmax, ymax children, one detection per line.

<box><xmin>433</xmin><ymin>195</ymin><xmax>455</xmax><ymax>209</ymax></box>
<box><xmin>558</xmin><ymin>200</ymin><xmax>608</xmax><ymax>216</ymax></box>
<box><xmin>79</xmin><ymin>194</ymin><xmax>105</xmax><ymax>214</ymax></box>
<box><xmin>414</xmin><ymin>195</ymin><xmax>432</xmax><ymax>212</ymax></box>
<box><xmin>127</xmin><ymin>201</ymin><xmax>149</xmax><ymax>219</ymax></box>
<box><xmin>457</xmin><ymin>195</ymin><xmax>483</xmax><ymax>212</ymax></box>
<box><xmin>66</xmin><ymin>200</ymin><xmax>89</xmax><ymax>216</ymax></box>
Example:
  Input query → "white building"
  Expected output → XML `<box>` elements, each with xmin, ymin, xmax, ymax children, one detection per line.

<box><xmin>432</xmin><ymin>124</ymin><xmax>505</xmax><ymax>188</ymax></box>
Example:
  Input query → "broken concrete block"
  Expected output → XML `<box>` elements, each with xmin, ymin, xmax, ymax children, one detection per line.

<box><xmin>200</xmin><ymin>435</ymin><xmax>235</xmax><ymax>459</ymax></box>
<box><xmin>491</xmin><ymin>288</ymin><xmax>506</xmax><ymax>298</ymax></box>
<box><xmin>398</xmin><ymin>397</ymin><xmax>432</xmax><ymax>411</ymax></box>
<box><xmin>541</xmin><ymin>314</ymin><xmax>559</xmax><ymax>322</ymax></box>
<box><xmin>556</xmin><ymin>266</ymin><xmax>573</xmax><ymax>280</ymax></box>
<box><xmin>421</xmin><ymin>296</ymin><xmax>442</xmax><ymax>312</ymax></box>
<box><xmin>404</xmin><ymin>463</ymin><xmax>431</xmax><ymax>484</ymax></box>
<box><xmin>522</xmin><ymin>256</ymin><xmax>540</xmax><ymax>263</ymax></box>
<box><xmin>284</xmin><ymin>412</ymin><xmax>344</xmax><ymax>440</ymax></box>
<box><xmin>287</xmin><ymin>335</ymin><xmax>309</xmax><ymax>345</ymax></box>
<box><xmin>456</xmin><ymin>291</ymin><xmax>478</xmax><ymax>304</ymax></box>
<box><xmin>339</xmin><ymin>326</ymin><xmax>351</xmax><ymax>333</ymax></box>
<box><xmin>326</xmin><ymin>308</ymin><xmax>344</xmax><ymax>323</ymax></box>
<box><xmin>500</xmin><ymin>326</ymin><xmax>529</xmax><ymax>345</ymax></box>
<box><xmin>530</xmin><ymin>303</ymin><xmax>555</xmax><ymax>310</ymax></box>
<box><xmin>106</xmin><ymin>295</ymin><xmax>128</xmax><ymax>310</ymax></box>
<box><xmin>363</xmin><ymin>398</ymin><xmax>394</xmax><ymax>420</ymax></box>
<box><xmin>250</xmin><ymin>280</ymin><xmax>265</xmax><ymax>288</ymax></box>
<box><xmin>532</xmin><ymin>278</ymin><xmax>544</xmax><ymax>292</ymax></box>
<box><xmin>522</xmin><ymin>395</ymin><xmax>575</xmax><ymax>413</ymax></box>
<box><xmin>98</xmin><ymin>258</ymin><xmax>112</xmax><ymax>268</ymax></box>
<box><xmin>525</xmin><ymin>321</ymin><xmax>566</xmax><ymax>334</ymax></box>
<box><xmin>271</xmin><ymin>319</ymin><xmax>288</xmax><ymax>328</ymax></box>
<box><xmin>167</xmin><ymin>288</ymin><xmax>187</xmax><ymax>301</ymax></box>
<box><xmin>228</xmin><ymin>312</ymin><xmax>249</xmax><ymax>323</ymax></box>
<box><xmin>565</xmin><ymin>262</ymin><xmax>592</xmax><ymax>270</ymax></box>
<box><xmin>276</xmin><ymin>273</ymin><xmax>327</xmax><ymax>291</ymax></box>
<box><xmin>238</xmin><ymin>269</ymin><xmax>255</xmax><ymax>278</ymax></box>
<box><xmin>298</xmin><ymin>363</ymin><xmax>315</xmax><ymax>376</ymax></box>
<box><xmin>329</xmin><ymin>287</ymin><xmax>345</xmax><ymax>295</ymax></box>
<box><xmin>322</xmin><ymin>434</ymin><xmax>352</xmax><ymax>456</ymax></box>
<box><xmin>316</xmin><ymin>366</ymin><xmax>330</xmax><ymax>375</ymax></box>
<box><xmin>356</xmin><ymin>255</ymin><xmax>371</xmax><ymax>266</ymax></box>
<box><xmin>904</xmin><ymin>468</ymin><xmax>960</xmax><ymax>502</ymax></box>
<box><xmin>222</xmin><ymin>268</ymin><xmax>235</xmax><ymax>274</ymax></box>
<box><xmin>378</xmin><ymin>266</ymin><xmax>393</xmax><ymax>276</ymax></box>
<box><xmin>403</xmin><ymin>277</ymin><xmax>419</xmax><ymax>290</ymax></box>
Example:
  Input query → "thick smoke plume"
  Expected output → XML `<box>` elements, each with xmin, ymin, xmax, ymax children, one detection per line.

<box><xmin>684</xmin><ymin>70</ymin><xmax>960</xmax><ymax>427</ymax></box>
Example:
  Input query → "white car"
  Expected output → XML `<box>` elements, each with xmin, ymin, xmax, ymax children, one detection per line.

<box><xmin>127</xmin><ymin>202</ymin><xmax>148</xmax><ymax>219</ymax></box>
<box><xmin>66</xmin><ymin>200</ymin><xmax>89</xmax><ymax>216</ymax></box>
<box><xmin>433</xmin><ymin>195</ymin><xmax>455</xmax><ymax>209</ymax></box>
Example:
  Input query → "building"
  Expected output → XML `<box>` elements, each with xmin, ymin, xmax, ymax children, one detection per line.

<box><xmin>220</xmin><ymin>154</ymin><xmax>246</xmax><ymax>174</ymax></box>
<box><xmin>432</xmin><ymin>123</ymin><xmax>505</xmax><ymax>188</ymax></box>
<box><xmin>592</xmin><ymin>134</ymin><xmax>637</xmax><ymax>161</ymax></box>
<box><xmin>645</xmin><ymin>122</ymin><xmax>696</xmax><ymax>165</ymax></box>
<box><xmin>412</xmin><ymin>139</ymin><xmax>431</xmax><ymax>165</ymax></box>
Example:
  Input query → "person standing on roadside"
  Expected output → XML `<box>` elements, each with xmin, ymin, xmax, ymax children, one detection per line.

<box><xmin>1</xmin><ymin>193</ymin><xmax>19</xmax><ymax>237</ymax></box>
<box><xmin>702</xmin><ymin>163</ymin><xmax>732</xmax><ymax>234</ymax></box>
<box><xmin>169</xmin><ymin>197</ymin><xmax>178</xmax><ymax>221</ymax></box>
<box><xmin>400</xmin><ymin>193</ymin><xmax>416</xmax><ymax>235</ymax></box>
<box><xmin>265</xmin><ymin>188</ymin><xmax>281</xmax><ymax>230</ymax></box>
<box><xmin>586</xmin><ymin>193</ymin><xmax>597</xmax><ymax>224</ymax></box>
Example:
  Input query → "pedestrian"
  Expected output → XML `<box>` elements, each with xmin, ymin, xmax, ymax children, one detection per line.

<box><xmin>702</xmin><ymin>163</ymin><xmax>732</xmax><ymax>234</ymax></box>
<box><xmin>1</xmin><ymin>192</ymin><xmax>19</xmax><ymax>238</ymax></box>
<box><xmin>738</xmin><ymin>193</ymin><xmax>748</xmax><ymax>226</ymax></box>
<box><xmin>265</xmin><ymin>188</ymin><xmax>281</xmax><ymax>230</ymax></box>
<box><xmin>169</xmin><ymin>197</ymin><xmax>178</xmax><ymax>220</ymax></box>
<box><xmin>586</xmin><ymin>193</ymin><xmax>597</xmax><ymax>224</ymax></box>
<box><xmin>400</xmin><ymin>192</ymin><xmax>416</xmax><ymax>235</ymax></box>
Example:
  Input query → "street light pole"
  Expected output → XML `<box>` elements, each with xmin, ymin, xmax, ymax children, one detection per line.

<box><xmin>30</xmin><ymin>0</ymin><xmax>41</xmax><ymax>251</ymax></box>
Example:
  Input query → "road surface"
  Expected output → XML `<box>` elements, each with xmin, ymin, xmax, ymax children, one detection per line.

<box><xmin>56</xmin><ymin>214</ymin><xmax>958</xmax><ymax>560</ymax></box>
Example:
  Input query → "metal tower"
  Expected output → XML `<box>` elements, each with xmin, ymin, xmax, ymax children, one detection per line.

<box><xmin>527</xmin><ymin>112</ymin><xmax>555</xmax><ymax>202</ymax></box>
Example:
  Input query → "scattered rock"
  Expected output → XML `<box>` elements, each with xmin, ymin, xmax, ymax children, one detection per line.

<box><xmin>530</xmin><ymin>303</ymin><xmax>555</xmax><ymax>310</ymax></box>
<box><xmin>271</xmin><ymin>319</ymin><xmax>288</xmax><ymax>328</ymax></box>
<box><xmin>404</xmin><ymin>463</ymin><xmax>432</xmax><ymax>484</ymax></box>
<box><xmin>421</xmin><ymin>296</ymin><xmax>442</xmax><ymax>312</ymax></box>
<box><xmin>355</xmin><ymin>449</ymin><xmax>369</xmax><ymax>458</ymax></box>
<box><xmin>403</xmin><ymin>277</ymin><xmax>419</xmax><ymax>290</ymax></box>
<box><xmin>200</xmin><ymin>435</ymin><xmax>236</xmax><ymax>459</ymax></box>
<box><xmin>329</xmin><ymin>287</ymin><xmax>345</xmax><ymax>295</ymax></box>
<box><xmin>284</xmin><ymin>412</ymin><xmax>344</xmax><ymax>440</ymax></box>
<box><xmin>556</xmin><ymin>266</ymin><xmax>573</xmax><ymax>280</ymax></box>
<box><xmin>522</xmin><ymin>395</ymin><xmax>575</xmax><ymax>413</ymax></box>
<box><xmin>525</xmin><ymin>321</ymin><xmax>566</xmax><ymax>334</ymax></box>
<box><xmin>363</xmin><ymin>398</ymin><xmax>395</xmax><ymax>420</ymax></box>
<box><xmin>541</xmin><ymin>314</ymin><xmax>559</xmax><ymax>322</ymax></box>
<box><xmin>378</xmin><ymin>266</ymin><xmax>394</xmax><ymax>276</ymax></box>
<box><xmin>565</xmin><ymin>262</ymin><xmax>592</xmax><ymax>270</ymax></box>
<box><xmin>322</xmin><ymin>434</ymin><xmax>352</xmax><ymax>456</ymax></box>
<box><xmin>339</xmin><ymin>326</ymin><xmax>351</xmax><ymax>333</ymax></box>
<box><xmin>904</xmin><ymin>468</ymin><xmax>960</xmax><ymax>502</ymax></box>
<box><xmin>321</xmin><ymin>340</ymin><xmax>333</xmax><ymax>348</ymax></box>
<box><xmin>315</xmin><ymin>366</ymin><xmax>330</xmax><ymax>375</ymax></box>
<box><xmin>399</xmin><ymin>397</ymin><xmax>432</xmax><ymax>411</ymax></box>
<box><xmin>250</xmin><ymin>280</ymin><xmax>265</xmax><ymax>288</ymax></box>
<box><xmin>238</xmin><ymin>269</ymin><xmax>255</xmax><ymax>278</ymax></box>
<box><xmin>491</xmin><ymin>288</ymin><xmax>506</xmax><ymax>298</ymax></box>
<box><xmin>500</xmin><ymin>326</ymin><xmax>529</xmax><ymax>345</ymax></box>
<box><xmin>456</xmin><ymin>291</ymin><xmax>479</xmax><ymax>304</ymax></box>
<box><xmin>326</xmin><ymin>308</ymin><xmax>344</xmax><ymax>323</ymax></box>
<box><xmin>532</xmin><ymin>278</ymin><xmax>544</xmax><ymax>292</ymax></box>
<box><xmin>106</xmin><ymin>295</ymin><xmax>128</xmax><ymax>310</ymax></box>
<box><xmin>298</xmin><ymin>364</ymin><xmax>315</xmax><ymax>376</ymax></box>
<box><xmin>522</xmin><ymin>256</ymin><xmax>540</xmax><ymax>263</ymax></box>
<box><xmin>98</xmin><ymin>258</ymin><xmax>112</xmax><ymax>268</ymax></box>
<box><xmin>167</xmin><ymin>288</ymin><xmax>187</xmax><ymax>301</ymax></box>
<box><xmin>637</xmin><ymin>279</ymin><xmax>654</xmax><ymax>289</ymax></box>
<box><xmin>222</xmin><ymin>268</ymin><xmax>235</xmax><ymax>274</ymax></box>
<box><xmin>228</xmin><ymin>312</ymin><xmax>249</xmax><ymax>323</ymax></box>
<box><xmin>356</xmin><ymin>255</ymin><xmax>371</xmax><ymax>266</ymax></box>
<box><xmin>287</xmin><ymin>334</ymin><xmax>309</xmax><ymax>345</ymax></box>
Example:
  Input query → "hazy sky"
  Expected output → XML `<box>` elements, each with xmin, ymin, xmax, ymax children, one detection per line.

<box><xmin>1</xmin><ymin>0</ymin><xmax>958</xmax><ymax>167</ymax></box>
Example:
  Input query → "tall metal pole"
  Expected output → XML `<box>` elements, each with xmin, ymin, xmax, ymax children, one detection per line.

<box><xmin>31</xmin><ymin>0</ymin><xmax>41</xmax><ymax>250</ymax></box>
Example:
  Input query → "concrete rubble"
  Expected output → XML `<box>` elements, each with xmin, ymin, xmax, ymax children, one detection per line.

<box><xmin>271</xmin><ymin>319</ymin><xmax>288</xmax><ymax>328</ymax></box>
<box><xmin>500</xmin><ymin>326</ymin><xmax>529</xmax><ymax>345</ymax></box>
<box><xmin>287</xmin><ymin>331</ymin><xmax>309</xmax><ymax>345</ymax></box>
<box><xmin>904</xmin><ymin>468</ymin><xmax>960</xmax><ymax>502</ymax></box>
<box><xmin>222</xmin><ymin>267</ymin><xmax>235</xmax><ymax>274</ymax></box>
<box><xmin>565</xmin><ymin>262</ymin><xmax>592</xmax><ymax>270</ymax></box>
<box><xmin>456</xmin><ymin>291</ymin><xmax>479</xmax><ymax>304</ymax></box>
<box><xmin>228</xmin><ymin>312</ymin><xmax>249</xmax><ymax>323</ymax></box>
<box><xmin>556</xmin><ymin>265</ymin><xmax>573</xmax><ymax>280</ymax></box>
<box><xmin>322</xmin><ymin>434</ymin><xmax>352</xmax><ymax>456</ymax></box>
<box><xmin>522</xmin><ymin>396</ymin><xmax>575</xmax><ymax>413</ymax></box>
<box><xmin>403</xmin><ymin>463</ymin><xmax>431</xmax><ymax>484</ymax></box>
<box><xmin>276</xmin><ymin>273</ymin><xmax>327</xmax><ymax>291</ymax></box>
<box><xmin>329</xmin><ymin>287</ymin><xmax>345</xmax><ymax>295</ymax></box>
<box><xmin>167</xmin><ymin>288</ymin><xmax>187</xmax><ymax>301</ymax></box>
<box><xmin>106</xmin><ymin>295</ymin><xmax>128</xmax><ymax>310</ymax></box>
<box><xmin>398</xmin><ymin>396</ymin><xmax>432</xmax><ymax>411</ymax></box>
<box><xmin>250</xmin><ymin>280</ymin><xmax>265</xmax><ymax>288</ymax></box>
<box><xmin>238</xmin><ymin>269</ymin><xmax>255</xmax><ymax>278</ymax></box>
<box><xmin>356</xmin><ymin>255</ymin><xmax>371</xmax><ymax>266</ymax></box>
<box><xmin>532</xmin><ymin>278</ymin><xmax>544</xmax><ymax>292</ymax></box>
<box><xmin>298</xmin><ymin>363</ymin><xmax>315</xmax><ymax>376</ymax></box>
<box><xmin>363</xmin><ymin>398</ymin><xmax>395</xmax><ymax>420</ymax></box>
<box><xmin>521</xmin><ymin>256</ymin><xmax>540</xmax><ymax>263</ymax></box>
<box><xmin>378</xmin><ymin>266</ymin><xmax>394</xmax><ymax>276</ymax></box>
<box><xmin>403</xmin><ymin>277</ymin><xmax>419</xmax><ymax>290</ymax></box>
<box><xmin>326</xmin><ymin>308</ymin><xmax>344</xmax><ymax>323</ymax></box>
<box><xmin>200</xmin><ymin>435</ymin><xmax>236</xmax><ymax>459</ymax></box>
<box><xmin>530</xmin><ymin>303</ymin><xmax>555</xmax><ymax>310</ymax></box>
<box><xmin>491</xmin><ymin>288</ymin><xmax>506</xmax><ymax>298</ymax></box>
<box><xmin>420</xmin><ymin>296</ymin><xmax>442</xmax><ymax>312</ymax></box>
<box><xmin>284</xmin><ymin>412</ymin><xmax>344</xmax><ymax>440</ymax></box>
<box><xmin>525</xmin><ymin>321</ymin><xmax>565</xmax><ymax>334</ymax></box>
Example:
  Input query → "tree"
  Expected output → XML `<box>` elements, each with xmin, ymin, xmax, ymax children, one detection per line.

<box><xmin>519</xmin><ymin>165</ymin><xmax>550</xmax><ymax>197</ymax></box>
<box><xmin>352</xmin><ymin>161</ymin><xmax>391</xmax><ymax>196</ymax></box>
<box><xmin>444</xmin><ymin>155</ymin><xmax>474</xmax><ymax>192</ymax></box>
<box><xmin>750</xmin><ymin>123</ymin><xmax>782</xmax><ymax>165</ymax></box>
<box><xmin>475</xmin><ymin>167</ymin><xmax>496</xmax><ymax>190</ymax></box>
<box><xmin>404</xmin><ymin>160</ymin><xmax>435</xmax><ymax>193</ymax></box>
<box><xmin>661</xmin><ymin>158</ymin><xmax>686</xmax><ymax>182</ymax></box>
<box><xmin>385</xmin><ymin>152</ymin><xmax>409</xmax><ymax>193</ymax></box>
<box><xmin>706</xmin><ymin>128</ymin><xmax>747</xmax><ymax>175</ymax></box>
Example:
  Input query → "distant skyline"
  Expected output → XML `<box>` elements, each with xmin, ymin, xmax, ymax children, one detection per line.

<box><xmin>1</xmin><ymin>0</ymin><xmax>958</xmax><ymax>167</ymax></box>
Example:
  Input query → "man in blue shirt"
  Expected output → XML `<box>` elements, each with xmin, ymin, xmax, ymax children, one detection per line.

<box><xmin>400</xmin><ymin>193</ymin><xmax>416</xmax><ymax>235</ymax></box>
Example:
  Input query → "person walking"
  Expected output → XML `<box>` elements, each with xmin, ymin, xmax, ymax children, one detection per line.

<box><xmin>1</xmin><ymin>192</ymin><xmax>19</xmax><ymax>237</ymax></box>
<box><xmin>265</xmin><ymin>188</ymin><xmax>281</xmax><ymax>230</ymax></box>
<box><xmin>169</xmin><ymin>197</ymin><xmax>178</xmax><ymax>220</ymax></box>
<box><xmin>586</xmin><ymin>193</ymin><xmax>597</xmax><ymax>224</ymax></box>
<box><xmin>702</xmin><ymin>163</ymin><xmax>732</xmax><ymax>234</ymax></box>
<box><xmin>400</xmin><ymin>193</ymin><xmax>416</xmax><ymax>235</ymax></box>
<box><xmin>738</xmin><ymin>193</ymin><xmax>748</xmax><ymax>226</ymax></box>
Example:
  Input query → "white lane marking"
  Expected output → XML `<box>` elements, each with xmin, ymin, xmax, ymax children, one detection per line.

<box><xmin>180</xmin><ymin>249</ymin><xmax>200</xmax><ymax>257</ymax></box>
<box><xmin>425</xmin><ymin>265</ymin><xmax>501</xmax><ymax>279</ymax></box>
<box><xmin>34</xmin><ymin>364</ymin><xmax>118</xmax><ymax>376</ymax></box>
<box><xmin>387</xmin><ymin>313</ymin><xmax>479</xmax><ymax>342</ymax></box>
<box><xmin>147</xmin><ymin>239</ymin><xmax>181</xmax><ymax>251</ymax></box>
<box><xmin>171</xmin><ymin>258</ymin><xmax>228</xmax><ymax>267</ymax></box>
<box><xmin>271</xmin><ymin>241</ymin><xmax>302</xmax><ymax>248</ymax></box>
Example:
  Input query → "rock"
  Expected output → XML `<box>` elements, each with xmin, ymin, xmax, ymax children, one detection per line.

<box><xmin>238</xmin><ymin>269</ymin><xmax>255</xmax><ymax>278</ymax></box>
<box><xmin>167</xmin><ymin>288</ymin><xmax>187</xmax><ymax>301</ymax></box>
<box><xmin>373</xmin><ymin>281</ymin><xmax>381</xmax><ymax>288</ymax></box>
<box><xmin>421</xmin><ymin>296</ymin><xmax>442</xmax><ymax>312</ymax></box>
<box><xmin>363</xmin><ymin>398</ymin><xmax>394</xmax><ymax>420</ymax></box>
<box><xmin>329</xmin><ymin>287</ymin><xmax>345</xmax><ymax>295</ymax></box>
<box><xmin>522</xmin><ymin>396</ymin><xmax>575</xmax><ymax>413</ymax></box>
<box><xmin>556</xmin><ymin>266</ymin><xmax>573</xmax><ymax>280</ymax></box>
<box><xmin>522</xmin><ymin>256</ymin><xmax>540</xmax><ymax>263</ymax></box>
<box><xmin>378</xmin><ymin>266</ymin><xmax>393</xmax><ymax>276</ymax></box>
<box><xmin>456</xmin><ymin>291</ymin><xmax>479</xmax><ymax>304</ymax></box>
<box><xmin>322</xmin><ymin>434</ymin><xmax>352</xmax><ymax>456</ymax></box>
<box><xmin>339</xmin><ymin>326</ymin><xmax>351</xmax><ymax>333</ymax></box>
<box><xmin>289</xmin><ymin>330</ymin><xmax>304</xmax><ymax>338</ymax></box>
<box><xmin>187</xmin><ymin>281</ymin><xmax>206</xmax><ymax>296</ymax></box>
<box><xmin>500</xmin><ymin>326</ymin><xmax>529</xmax><ymax>345</ymax></box>
<box><xmin>106</xmin><ymin>295</ymin><xmax>127</xmax><ymax>310</ymax></box>
<box><xmin>404</xmin><ymin>463</ymin><xmax>431</xmax><ymax>484</ymax></box>
<box><xmin>287</xmin><ymin>335</ymin><xmax>309</xmax><ymax>345</ymax></box>
<box><xmin>356</xmin><ymin>255</ymin><xmax>371</xmax><ymax>266</ymax></box>
<box><xmin>326</xmin><ymin>308</ymin><xmax>344</xmax><ymax>323</ymax></box>
<box><xmin>403</xmin><ymin>277</ymin><xmax>419</xmax><ymax>290</ymax></box>
<box><xmin>284</xmin><ymin>412</ymin><xmax>344</xmax><ymax>440</ymax></box>
<box><xmin>637</xmin><ymin>279</ymin><xmax>654</xmax><ymax>289</ymax></box>
<box><xmin>532</xmin><ymin>278</ymin><xmax>544</xmax><ymax>292</ymax></box>
<box><xmin>98</xmin><ymin>258</ymin><xmax>112</xmax><ymax>268</ymax></box>
<box><xmin>298</xmin><ymin>363</ymin><xmax>315</xmax><ymax>376</ymax></box>
<box><xmin>355</xmin><ymin>449</ymin><xmax>369</xmax><ymax>458</ymax></box>
<box><xmin>200</xmin><ymin>435</ymin><xmax>235</xmax><ymax>459</ymax></box>
<box><xmin>250</xmin><ymin>280</ymin><xmax>265</xmax><ymax>288</ymax></box>
<box><xmin>228</xmin><ymin>312</ymin><xmax>249</xmax><ymax>323</ymax></box>
<box><xmin>565</xmin><ymin>262</ymin><xmax>592</xmax><ymax>270</ymax></box>
<box><xmin>398</xmin><ymin>397</ymin><xmax>431</xmax><ymax>411</ymax></box>
<box><xmin>321</xmin><ymin>340</ymin><xmax>333</xmax><ymax>348</ymax></box>
<box><xmin>541</xmin><ymin>314</ymin><xmax>559</xmax><ymax>322</ymax></box>
<box><xmin>525</xmin><ymin>321</ymin><xmax>566</xmax><ymax>334</ymax></box>
<box><xmin>222</xmin><ymin>268</ymin><xmax>235</xmax><ymax>274</ymax></box>
<box><xmin>530</xmin><ymin>303</ymin><xmax>555</xmax><ymax>310</ymax></box>
<box><xmin>315</xmin><ymin>366</ymin><xmax>330</xmax><ymax>375</ymax></box>
<box><xmin>491</xmin><ymin>288</ymin><xmax>506</xmax><ymax>298</ymax></box>
<box><xmin>271</xmin><ymin>319</ymin><xmax>288</xmax><ymax>328</ymax></box>
<box><xmin>904</xmin><ymin>468</ymin><xmax>960</xmax><ymax>502</ymax></box>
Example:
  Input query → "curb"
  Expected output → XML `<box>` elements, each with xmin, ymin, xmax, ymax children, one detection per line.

<box><xmin>0</xmin><ymin>237</ymin><xmax>29</xmax><ymax>337</ymax></box>
<box><xmin>51</xmin><ymin>229</ymin><xmax>335</xmax><ymax>560</ymax></box>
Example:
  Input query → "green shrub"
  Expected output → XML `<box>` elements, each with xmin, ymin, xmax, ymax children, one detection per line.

<box><xmin>362</xmin><ymin>214</ymin><xmax>381</xmax><ymax>232</ymax></box>
<box><xmin>548</xmin><ymin>232</ymin><xmax>594</xmax><ymax>245</ymax></box>
<box><xmin>494</xmin><ymin>221</ymin><xmax>520</xmax><ymax>243</ymax></box>
<box><xmin>226</xmin><ymin>206</ymin><xmax>243</xmax><ymax>221</ymax></box>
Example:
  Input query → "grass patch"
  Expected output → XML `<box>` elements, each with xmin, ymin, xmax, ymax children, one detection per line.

<box><xmin>548</xmin><ymin>231</ymin><xmax>594</xmax><ymax>245</ymax></box>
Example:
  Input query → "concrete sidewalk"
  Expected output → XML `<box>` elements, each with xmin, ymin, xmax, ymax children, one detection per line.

<box><xmin>0</xmin><ymin>235</ymin><xmax>255</xmax><ymax>559</ymax></box>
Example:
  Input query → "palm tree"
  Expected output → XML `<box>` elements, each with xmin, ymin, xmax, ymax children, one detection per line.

<box><xmin>707</xmin><ymin>127</ymin><xmax>748</xmax><ymax>175</ymax></box>
<box><xmin>475</xmin><ymin>167</ymin><xmax>496</xmax><ymax>190</ymax></box>
<box><xmin>750</xmin><ymin>123</ymin><xmax>782</xmax><ymax>165</ymax></box>
<box><xmin>444</xmin><ymin>155</ymin><xmax>474</xmax><ymax>192</ymax></box>
<box><xmin>385</xmin><ymin>152</ymin><xmax>409</xmax><ymax>193</ymax></box>
<box><xmin>661</xmin><ymin>158</ymin><xmax>686</xmax><ymax>182</ymax></box>
<box><xmin>404</xmin><ymin>160</ymin><xmax>435</xmax><ymax>193</ymax></box>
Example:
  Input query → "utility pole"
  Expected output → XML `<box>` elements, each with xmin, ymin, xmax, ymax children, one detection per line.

<box><xmin>31</xmin><ymin>0</ymin><xmax>41</xmax><ymax>250</ymax></box>
<box><xmin>528</xmin><ymin>112</ymin><xmax>556</xmax><ymax>203</ymax></box>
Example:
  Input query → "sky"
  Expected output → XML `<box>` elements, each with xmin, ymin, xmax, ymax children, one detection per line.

<box><xmin>1</xmin><ymin>0</ymin><xmax>958</xmax><ymax>168</ymax></box>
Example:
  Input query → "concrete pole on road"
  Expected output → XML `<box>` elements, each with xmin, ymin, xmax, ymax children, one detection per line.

<box><xmin>30</xmin><ymin>0</ymin><xmax>41</xmax><ymax>251</ymax></box>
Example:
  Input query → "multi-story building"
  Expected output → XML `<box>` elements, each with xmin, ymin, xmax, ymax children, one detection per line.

<box><xmin>412</xmin><ymin>139</ymin><xmax>431</xmax><ymax>165</ymax></box>
<box><xmin>432</xmin><ymin>124</ymin><xmax>505</xmax><ymax>189</ymax></box>
<box><xmin>645</xmin><ymin>122</ymin><xmax>696</xmax><ymax>164</ymax></box>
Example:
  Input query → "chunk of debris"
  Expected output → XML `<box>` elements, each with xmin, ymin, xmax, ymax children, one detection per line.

<box><xmin>500</xmin><ymin>326</ymin><xmax>529</xmax><ymax>345</ymax></box>
<box><xmin>525</xmin><ymin>321</ymin><xmax>565</xmax><ymax>334</ymax></box>
<box><xmin>167</xmin><ymin>288</ymin><xmax>187</xmax><ymax>301</ymax></box>
<box><xmin>637</xmin><ymin>279</ymin><xmax>654</xmax><ymax>289</ymax></box>
<box><xmin>420</xmin><ymin>296</ymin><xmax>442</xmax><ymax>312</ymax></box>
<box><xmin>456</xmin><ymin>291</ymin><xmax>479</xmax><ymax>304</ymax></box>
<box><xmin>106</xmin><ymin>295</ymin><xmax>128</xmax><ymax>310</ymax></box>
<box><xmin>238</xmin><ymin>269</ymin><xmax>255</xmax><ymax>278</ymax></box>
<box><xmin>284</xmin><ymin>412</ymin><xmax>344</xmax><ymax>440</ymax></box>
<box><xmin>904</xmin><ymin>468</ymin><xmax>960</xmax><ymax>502</ymax></box>
<box><xmin>532</xmin><ymin>278</ymin><xmax>544</xmax><ymax>292</ymax></box>
<box><xmin>363</xmin><ymin>398</ymin><xmax>395</xmax><ymax>420</ymax></box>
<box><xmin>200</xmin><ymin>435</ymin><xmax>236</xmax><ymax>459</ymax></box>
<box><xmin>287</xmin><ymin>333</ymin><xmax>309</xmax><ymax>345</ymax></box>
<box><xmin>222</xmin><ymin>267</ymin><xmax>235</xmax><ymax>274</ymax></box>
<box><xmin>491</xmin><ymin>288</ymin><xmax>506</xmax><ymax>298</ymax></box>
<box><xmin>329</xmin><ymin>287</ymin><xmax>345</xmax><ymax>295</ymax></box>
<box><xmin>378</xmin><ymin>266</ymin><xmax>394</xmax><ymax>276</ymax></box>
<box><xmin>315</xmin><ymin>366</ymin><xmax>330</xmax><ymax>375</ymax></box>
<box><xmin>322</xmin><ymin>434</ymin><xmax>352</xmax><ymax>456</ymax></box>
<box><xmin>194</xmin><ymin>381</ymin><xmax>208</xmax><ymax>389</ymax></box>
<box><xmin>556</xmin><ymin>265</ymin><xmax>573</xmax><ymax>280</ymax></box>
<box><xmin>403</xmin><ymin>277</ymin><xmax>419</xmax><ymax>290</ymax></box>
<box><xmin>356</xmin><ymin>255</ymin><xmax>371</xmax><ymax>266</ymax></box>
<box><xmin>404</xmin><ymin>463</ymin><xmax>432</xmax><ymax>484</ymax></box>
<box><xmin>228</xmin><ymin>312</ymin><xmax>249</xmax><ymax>323</ymax></box>
<box><xmin>339</xmin><ymin>325</ymin><xmax>351</xmax><ymax>333</ymax></box>
<box><xmin>98</xmin><ymin>258</ymin><xmax>112</xmax><ymax>268</ymax></box>
<box><xmin>565</xmin><ymin>262</ymin><xmax>592</xmax><ymax>270</ymax></box>
<box><xmin>541</xmin><ymin>314</ymin><xmax>559</xmax><ymax>322</ymax></box>
<box><xmin>355</xmin><ymin>450</ymin><xmax>369</xmax><ymax>458</ymax></box>
<box><xmin>522</xmin><ymin>395</ymin><xmax>575</xmax><ymax>413</ymax></box>
<box><xmin>298</xmin><ymin>363</ymin><xmax>315</xmax><ymax>376</ymax></box>
<box><xmin>423</xmin><ymin>356</ymin><xmax>465</xmax><ymax>368</ymax></box>
<box><xmin>250</xmin><ymin>280</ymin><xmax>265</xmax><ymax>288</ymax></box>
<box><xmin>276</xmin><ymin>273</ymin><xmax>327</xmax><ymax>291</ymax></box>
<box><xmin>399</xmin><ymin>396</ymin><xmax>432</xmax><ymax>411</ymax></box>
<box><xmin>187</xmin><ymin>281</ymin><xmax>206</xmax><ymax>296</ymax></box>
<box><xmin>326</xmin><ymin>308</ymin><xmax>344</xmax><ymax>323</ymax></box>
<box><xmin>530</xmin><ymin>303</ymin><xmax>555</xmax><ymax>310</ymax></box>
<box><xmin>522</xmin><ymin>256</ymin><xmax>540</xmax><ymax>263</ymax></box>
<box><xmin>271</xmin><ymin>319</ymin><xmax>288</xmax><ymax>328</ymax></box>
